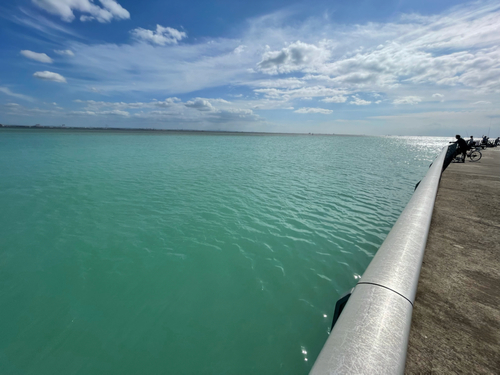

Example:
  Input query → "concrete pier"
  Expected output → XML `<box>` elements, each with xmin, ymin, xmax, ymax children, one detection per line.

<box><xmin>405</xmin><ymin>148</ymin><xmax>500</xmax><ymax>374</ymax></box>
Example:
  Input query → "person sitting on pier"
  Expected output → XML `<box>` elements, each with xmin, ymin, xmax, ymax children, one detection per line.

<box><xmin>450</xmin><ymin>135</ymin><xmax>468</xmax><ymax>163</ymax></box>
<box><xmin>468</xmin><ymin>136</ymin><xmax>475</xmax><ymax>147</ymax></box>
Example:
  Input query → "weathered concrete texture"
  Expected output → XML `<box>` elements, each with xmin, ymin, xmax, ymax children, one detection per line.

<box><xmin>405</xmin><ymin>148</ymin><xmax>500</xmax><ymax>374</ymax></box>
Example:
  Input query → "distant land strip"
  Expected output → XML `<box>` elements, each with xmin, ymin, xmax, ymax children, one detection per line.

<box><xmin>0</xmin><ymin>124</ymin><xmax>363</xmax><ymax>136</ymax></box>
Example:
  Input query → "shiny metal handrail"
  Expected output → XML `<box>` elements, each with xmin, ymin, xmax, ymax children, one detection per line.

<box><xmin>310</xmin><ymin>146</ymin><xmax>449</xmax><ymax>375</ymax></box>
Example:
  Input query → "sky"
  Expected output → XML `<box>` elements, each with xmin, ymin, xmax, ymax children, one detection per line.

<box><xmin>0</xmin><ymin>0</ymin><xmax>499</xmax><ymax>136</ymax></box>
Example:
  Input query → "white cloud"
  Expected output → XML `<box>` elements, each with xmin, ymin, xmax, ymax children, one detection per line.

<box><xmin>68</xmin><ymin>109</ymin><xmax>129</xmax><ymax>116</ymax></box>
<box><xmin>472</xmin><ymin>101</ymin><xmax>491</xmax><ymax>105</ymax></box>
<box><xmin>253</xmin><ymin>78</ymin><xmax>305</xmax><ymax>89</ymax></box>
<box><xmin>70</xmin><ymin>96</ymin><xmax>257</xmax><ymax>122</ymax></box>
<box><xmin>393</xmin><ymin>96</ymin><xmax>422</xmax><ymax>105</ymax></box>
<box><xmin>32</xmin><ymin>0</ymin><xmax>130</xmax><ymax>23</ymax></box>
<box><xmin>238</xmin><ymin>97</ymin><xmax>296</xmax><ymax>110</ymax></box>
<box><xmin>0</xmin><ymin>86</ymin><xmax>34</xmax><ymax>101</ymax></box>
<box><xmin>211</xmin><ymin>98</ymin><xmax>231</xmax><ymax>104</ymax></box>
<box><xmin>185</xmin><ymin>98</ymin><xmax>215</xmax><ymax>111</ymax></box>
<box><xmin>33</xmin><ymin>71</ymin><xmax>67</xmax><ymax>83</ymax></box>
<box><xmin>155</xmin><ymin>97</ymin><xmax>181</xmax><ymax>107</ymax></box>
<box><xmin>258</xmin><ymin>41</ymin><xmax>331</xmax><ymax>74</ymax></box>
<box><xmin>210</xmin><ymin>108</ymin><xmax>259</xmax><ymax>123</ymax></box>
<box><xmin>100</xmin><ymin>109</ymin><xmax>129</xmax><ymax>116</ymax></box>
<box><xmin>54</xmin><ymin>49</ymin><xmax>74</xmax><ymax>56</ymax></box>
<box><xmin>234</xmin><ymin>45</ymin><xmax>246</xmax><ymax>54</ymax></box>
<box><xmin>432</xmin><ymin>93</ymin><xmax>444</xmax><ymax>98</ymax></box>
<box><xmin>131</xmin><ymin>25</ymin><xmax>187</xmax><ymax>45</ymax></box>
<box><xmin>68</xmin><ymin>110</ymin><xmax>96</xmax><ymax>116</ymax></box>
<box><xmin>73</xmin><ymin>98</ymin><xmax>194</xmax><ymax>113</ymax></box>
<box><xmin>68</xmin><ymin>97</ymin><xmax>260</xmax><ymax>125</ymax></box>
<box><xmin>350</xmin><ymin>97</ymin><xmax>371</xmax><ymax>105</ymax></box>
<box><xmin>74</xmin><ymin>99</ymin><xmax>151</xmax><ymax>110</ymax></box>
<box><xmin>321</xmin><ymin>95</ymin><xmax>348</xmax><ymax>103</ymax></box>
<box><xmin>131</xmin><ymin>107</ymin><xmax>260</xmax><ymax>125</ymax></box>
<box><xmin>255</xmin><ymin>86</ymin><xmax>348</xmax><ymax>100</ymax></box>
<box><xmin>20</xmin><ymin>50</ymin><xmax>53</xmax><ymax>63</ymax></box>
<box><xmin>294</xmin><ymin>107</ymin><xmax>333</xmax><ymax>114</ymax></box>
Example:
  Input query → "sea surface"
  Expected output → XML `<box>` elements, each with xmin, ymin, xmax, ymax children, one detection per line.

<box><xmin>0</xmin><ymin>129</ymin><xmax>447</xmax><ymax>374</ymax></box>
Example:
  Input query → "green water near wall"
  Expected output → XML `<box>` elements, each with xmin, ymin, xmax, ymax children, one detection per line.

<box><xmin>0</xmin><ymin>130</ymin><xmax>447</xmax><ymax>374</ymax></box>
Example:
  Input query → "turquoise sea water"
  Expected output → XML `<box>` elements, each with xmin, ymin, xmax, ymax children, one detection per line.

<box><xmin>0</xmin><ymin>129</ymin><xmax>447</xmax><ymax>374</ymax></box>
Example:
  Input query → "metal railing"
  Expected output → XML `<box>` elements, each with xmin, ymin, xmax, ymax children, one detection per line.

<box><xmin>310</xmin><ymin>145</ymin><xmax>450</xmax><ymax>375</ymax></box>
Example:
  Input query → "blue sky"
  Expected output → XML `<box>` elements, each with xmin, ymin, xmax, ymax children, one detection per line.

<box><xmin>1</xmin><ymin>0</ymin><xmax>499</xmax><ymax>135</ymax></box>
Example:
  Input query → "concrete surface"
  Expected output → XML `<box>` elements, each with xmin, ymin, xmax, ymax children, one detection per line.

<box><xmin>405</xmin><ymin>148</ymin><xmax>500</xmax><ymax>374</ymax></box>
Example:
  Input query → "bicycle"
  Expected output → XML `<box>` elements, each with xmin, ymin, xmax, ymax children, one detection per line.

<box><xmin>453</xmin><ymin>147</ymin><xmax>482</xmax><ymax>162</ymax></box>
<box><xmin>466</xmin><ymin>147</ymin><xmax>482</xmax><ymax>162</ymax></box>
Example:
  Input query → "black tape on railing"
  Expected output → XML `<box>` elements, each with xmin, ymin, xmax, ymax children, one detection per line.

<box><xmin>331</xmin><ymin>289</ymin><xmax>353</xmax><ymax>330</ymax></box>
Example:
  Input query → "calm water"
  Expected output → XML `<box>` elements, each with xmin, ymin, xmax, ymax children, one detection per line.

<box><xmin>0</xmin><ymin>129</ymin><xmax>446</xmax><ymax>374</ymax></box>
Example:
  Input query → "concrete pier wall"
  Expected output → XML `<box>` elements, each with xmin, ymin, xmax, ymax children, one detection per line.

<box><xmin>405</xmin><ymin>148</ymin><xmax>500</xmax><ymax>373</ymax></box>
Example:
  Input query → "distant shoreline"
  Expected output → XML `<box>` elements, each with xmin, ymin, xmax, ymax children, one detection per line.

<box><xmin>0</xmin><ymin>124</ymin><xmax>361</xmax><ymax>136</ymax></box>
